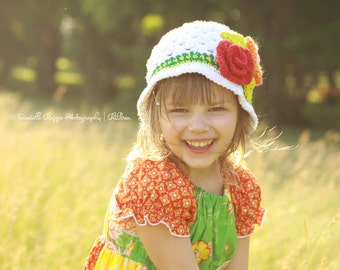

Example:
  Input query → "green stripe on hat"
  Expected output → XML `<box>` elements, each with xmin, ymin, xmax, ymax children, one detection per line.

<box><xmin>151</xmin><ymin>51</ymin><xmax>218</xmax><ymax>78</ymax></box>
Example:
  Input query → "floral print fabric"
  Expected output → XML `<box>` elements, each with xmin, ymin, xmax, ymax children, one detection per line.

<box><xmin>84</xmin><ymin>158</ymin><xmax>265</xmax><ymax>269</ymax></box>
<box><xmin>189</xmin><ymin>187</ymin><xmax>238</xmax><ymax>269</ymax></box>
<box><xmin>230</xmin><ymin>166</ymin><xmax>265</xmax><ymax>237</ymax></box>
<box><xmin>113</xmin><ymin>158</ymin><xmax>197</xmax><ymax>236</ymax></box>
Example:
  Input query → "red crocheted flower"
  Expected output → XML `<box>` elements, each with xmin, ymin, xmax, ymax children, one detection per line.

<box><xmin>216</xmin><ymin>40</ymin><xmax>254</xmax><ymax>85</ymax></box>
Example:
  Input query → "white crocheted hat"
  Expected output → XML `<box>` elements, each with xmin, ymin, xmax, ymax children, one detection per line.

<box><xmin>137</xmin><ymin>20</ymin><xmax>263</xmax><ymax>132</ymax></box>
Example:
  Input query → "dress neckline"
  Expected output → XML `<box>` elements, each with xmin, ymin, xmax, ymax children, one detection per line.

<box><xmin>163</xmin><ymin>157</ymin><xmax>230</xmax><ymax>198</ymax></box>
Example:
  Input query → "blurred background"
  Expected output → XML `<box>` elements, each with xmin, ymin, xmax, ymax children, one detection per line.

<box><xmin>0</xmin><ymin>0</ymin><xmax>339</xmax><ymax>131</ymax></box>
<box><xmin>1</xmin><ymin>1</ymin><xmax>340</xmax><ymax>269</ymax></box>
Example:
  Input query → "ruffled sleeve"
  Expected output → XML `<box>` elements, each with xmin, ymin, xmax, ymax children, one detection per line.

<box><xmin>229</xmin><ymin>165</ymin><xmax>265</xmax><ymax>238</ymax></box>
<box><xmin>111</xmin><ymin>158</ymin><xmax>197</xmax><ymax>237</ymax></box>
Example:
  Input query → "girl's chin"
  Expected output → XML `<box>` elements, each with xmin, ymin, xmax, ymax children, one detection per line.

<box><xmin>183</xmin><ymin>158</ymin><xmax>219</xmax><ymax>171</ymax></box>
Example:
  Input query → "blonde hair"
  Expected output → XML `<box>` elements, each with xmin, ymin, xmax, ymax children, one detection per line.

<box><xmin>126</xmin><ymin>74</ymin><xmax>254</xmax><ymax>182</ymax></box>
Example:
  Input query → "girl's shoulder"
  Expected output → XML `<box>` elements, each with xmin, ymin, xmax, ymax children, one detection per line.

<box><xmin>125</xmin><ymin>157</ymin><xmax>190</xmax><ymax>183</ymax></box>
<box><xmin>229</xmin><ymin>164</ymin><xmax>265</xmax><ymax>237</ymax></box>
<box><xmin>234</xmin><ymin>164</ymin><xmax>259</xmax><ymax>188</ymax></box>
<box><xmin>113</xmin><ymin>158</ymin><xmax>197</xmax><ymax>236</ymax></box>
<box><xmin>228</xmin><ymin>163</ymin><xmax>261</xmax><ymax>200</ymax></box>
<box><xmin>119</xmin><ymin>157</ymin><xmax>195</xmax><ymax>198</ymax></box>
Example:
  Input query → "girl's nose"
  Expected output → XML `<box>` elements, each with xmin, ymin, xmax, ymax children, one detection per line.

<box><xmin>188</xmin><ymin>113</ymin><xmax>209</xmax><ymax>133</ymax></box>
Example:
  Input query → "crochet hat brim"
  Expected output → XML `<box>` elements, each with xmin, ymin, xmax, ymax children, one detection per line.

<box><xmin>137</xmin><ymin>62</ymin><xmax>258</xmax><ymax>132</ymax></box>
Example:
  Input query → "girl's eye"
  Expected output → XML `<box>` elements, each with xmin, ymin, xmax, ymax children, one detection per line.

<box><xmin>169</xmin><ymin>108</ymin><xmax>188</xmax><ymax>113</ymax></box>
<box><xmin>209</xmin><ymin>106</ymin><xmax>225</xmax><ymax>112</ymax></box>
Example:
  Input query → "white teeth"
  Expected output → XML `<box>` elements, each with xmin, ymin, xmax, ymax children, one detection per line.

<box><xmin>186</xmin><ymin>140</ymin><xmax>213</xmax><ymax>148</ymax></box>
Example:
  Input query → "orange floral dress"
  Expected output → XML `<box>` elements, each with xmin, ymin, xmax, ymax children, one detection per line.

<box><xmin>84</xmin><ymin>158</ymin><xmax>265</xmax><ymax>269</ymax></box>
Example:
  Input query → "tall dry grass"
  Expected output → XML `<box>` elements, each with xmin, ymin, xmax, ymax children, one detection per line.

<box><xmin>0</xmin><ymin>91</ymin><xmax>339</xmax><ymax>269</ymax></box>
<box><xmin>247</xmin><ymin>128</ymin><xmax>340</xmax><ymax>269</ymax></box>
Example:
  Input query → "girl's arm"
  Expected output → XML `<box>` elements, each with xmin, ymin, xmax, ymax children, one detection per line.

<box><xmin>136</xmin><ymin>223</ymin><xmax>200</xmax><ymax>270</ymax></box>
<box><xmin>225</xmin><ymin>237</ymin><xmax>250</xmax><ymax>270</ymax></box>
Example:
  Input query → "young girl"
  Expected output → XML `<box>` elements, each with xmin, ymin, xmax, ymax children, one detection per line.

<box><xmin>84</xmin><ymin>20</ymin><xmax>265</xmax><ymax>270</ymax></box>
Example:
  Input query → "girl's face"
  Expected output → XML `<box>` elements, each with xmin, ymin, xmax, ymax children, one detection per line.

<box><xmin>158</xmin><ymin>77</ymin><xmax>239</xmax><ymax>175</ymax></box>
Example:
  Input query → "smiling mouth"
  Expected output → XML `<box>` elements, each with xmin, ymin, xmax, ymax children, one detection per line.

<box><xmin>185</xmin><ymin>140</ymin><xmax>214</xmax><ymax>149</ymax></box>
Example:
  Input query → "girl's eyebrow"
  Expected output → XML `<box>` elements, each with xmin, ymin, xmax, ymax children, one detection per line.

<box><xmin>210</xmin><ymin>100</ymin><xmax>229</xmax><ymax>105</ymax></box>
<box><xmin>165</xmin><ymin>99</ymin><xmax>231</xmax><ymax>107</ymax></box>
<box><xmin>165</xmin><ymin>99</ymin><xmax>232</xmax><ymax>106</ymax></box>
<box><xmin>209</xmin><ymin>98</ymin><xmax>234</xmax><ymax>105</ymax></box>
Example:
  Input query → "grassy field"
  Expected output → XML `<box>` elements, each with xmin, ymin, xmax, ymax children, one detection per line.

<box><xmin>0</xmin><ymin>91</ymin><xmax>339</xmax><ymax>269</ymax></box>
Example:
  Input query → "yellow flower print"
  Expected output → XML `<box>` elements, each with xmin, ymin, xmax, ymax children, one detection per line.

<box><xmin>192</xmin><ymin>240</ymin><xmax>212</xmax><ymax>264</ymax></box>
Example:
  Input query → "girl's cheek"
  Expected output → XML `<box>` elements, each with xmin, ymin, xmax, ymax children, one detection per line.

<box><xmin>170</xmin><ymin>118</ymin><xmax>189</xmax><ymax>130</ymax></box>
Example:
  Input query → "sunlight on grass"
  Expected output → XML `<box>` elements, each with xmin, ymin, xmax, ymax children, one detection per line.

<box><xmin>247</xmin><ymin>130</ymin><xmax>340</xmax><ymax>269</ymax></box>
<box><xmin>114</xmin><ymin>75</ymin><xmax>135</xmax><ymax>89</ymax></box>
<box><xmin>54</xmin><ymin>71</ymin><xmax>83</xmax><ymax>85</ymax></box>
<box><xmin>141</xmin><ymin>13</ymin><xmax>164</xmax><ymax>36</ymax></box>
<box><xmin>11</xmin><ymin>57</ymin><xmax>83</xmax><ymax>85</ymax></box>
<box><xmin>11</xmin><ymin>67</ymin><xmax>36</xmax><ymax>82</ymax></box>
<box><xmin>0</xmin><ymin>91</ymin><xmax>339</xmax><ymax>269</ymax></box>
<box><xmin>56</xmin><ymin>57</ymin><xmax>75</xmax><ymax>71</ymax></box>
